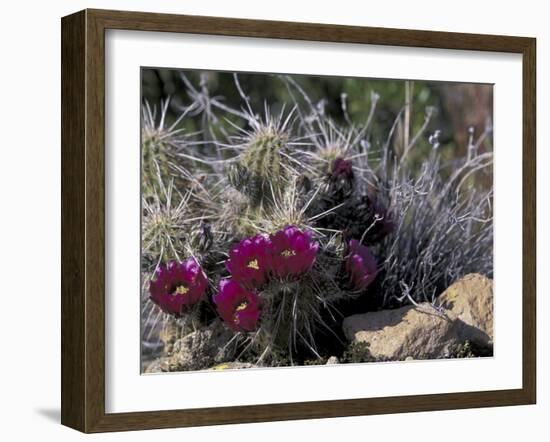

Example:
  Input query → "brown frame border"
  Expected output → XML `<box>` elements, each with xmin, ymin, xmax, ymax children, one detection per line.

<box><xmin>61</xmin><ymin>8</ymin><xmax>536</xmax><ymax>433</ymax></box>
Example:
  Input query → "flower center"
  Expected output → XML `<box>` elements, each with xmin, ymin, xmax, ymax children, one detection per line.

<box><xmin>172</xmin><ymin>284</ymin><xmax>189</xmax><ymax>296</ymax></box>
<box><xmin>247</xmin><ymin>259</ymin><xmax>260</xmax><ymax>270</ymax></box>
<box><xmin>232</xmin><ymin>301</ymin><xmax>249</xmax><ymax>325</ymax></box>
<box><xmin>281</xmin><ymin>249</ymin><xmax>296</xmax><ymax>258</ymax></box>
<box><xmin>235</xmin><ymin>301</ymin><xmax>248</xmax><ymax>312</ymax></box>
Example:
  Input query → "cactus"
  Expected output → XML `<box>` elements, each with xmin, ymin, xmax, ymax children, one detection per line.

<box><xmin>141</xmin><ymin>99</ymin><xmax>209</xmax><ymax>205</ymax></box>
<box><xmin>228</xmin><ymin>121</ymin><xmax>291</xmax><ymax>206</ymax></box>
<box><xmin>141</xmin><ymin>181</ymin><xmax>189</xmax><ymax>269</ymax></box>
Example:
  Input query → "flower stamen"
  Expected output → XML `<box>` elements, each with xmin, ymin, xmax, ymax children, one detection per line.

<box><xmin>247</xmin><ymin>259</ymin><xmax>260</xmax><ymax>270</ymax></box>
<box><xmin>173</xmin><ymin>285</ymin><xmax>189</xmax><ymax>296</ymax></box>
<box><xmin>235</xmin><ymin>301</ymin><xmax>248</xmax><ymax>311</ymax></box>
<box><xmin>280</xmin><ymin>249</ymin><xmax>296</xmax><ymax>258</ymax></box>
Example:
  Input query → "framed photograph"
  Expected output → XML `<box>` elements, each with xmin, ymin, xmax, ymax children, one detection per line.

<box><xmin>61</xmin><ymin>9</ymin><xmax>536</xmax><ymax>433</ymax></box>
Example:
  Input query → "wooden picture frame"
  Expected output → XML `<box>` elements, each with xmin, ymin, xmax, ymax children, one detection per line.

<box><xmin>61</xmin><ymin>8</ymin><xmax>536</xmax><ymax>433</ymax></box>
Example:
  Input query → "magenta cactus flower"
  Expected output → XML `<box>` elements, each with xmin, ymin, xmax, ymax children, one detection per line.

<box><xmin>214</xmin><ymin>279</ymin><xmax>261</xmax><ymax>332</ymax></box>
<box><xmin>149</xmin><ymin>258</ymin><xmax>208</xmax><ymax>316</ymax></box>
<box><xmin>225</xmin><ymin>234</ymin><xmax>273</xmax><ymax>289</ymax></box>
<box><xmin>331</xmin><ymin>157</ymin><xmax>354</xmax><ymax>180</ymax></box>
<box><xmin>326</xmin><ymin>157</ymin><xmax>354</xmax><ymax>198</ymax></box>
<box><xmin>270</xmin><ymin>225</ymin><xmax>319</xmax><ymax>279</ymax></box>
<box><xmin>345</xmin><ymin>239</ymin><xmax>378</xmax><ymax>291</ymax></box>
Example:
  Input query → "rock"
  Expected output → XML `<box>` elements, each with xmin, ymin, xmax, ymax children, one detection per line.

<box><xmin>343</xmin><ymin>303</ymin><xmax>460</xmax><ymax>360</ymax></box>
<box><xmin>159</xmin><ymin>320</ymin><xmax>181</xmax><ymax>355</ymax></box>
<box><xmin>342</xmin><ymin>274</ymin><xmax>494</xmax><ymax>361</ymax></box>
<box><xmin>439</xmin><ymin>273</ymin><xmax>493</xmax><ymax>345</ymax></box>
<box><xmin>144</xmin><ymin>355</ymin><xmax>179</xmax><ymax>374</ymax></box>
<box><xmin>209</xmin><ymin>362</ymin><xmax>255</xmax><ymax>370</ymax></box>
<box><xmin>145</xmin><ymin>320</ymin><xmax>236</xmax><ymax>373</ymax></box>
<box><xmin>326</xmin><ymin>356</ymin><xmax>340</xmax><ymax>365</ymax></box>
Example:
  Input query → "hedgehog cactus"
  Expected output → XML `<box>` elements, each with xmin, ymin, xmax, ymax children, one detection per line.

<box><xmin>141</xmin><ymin>181</ymin><xmax>189</xmax><ymax>268</ymax></box>
<box><xmin>141</xmin><ymin>101</ymin><xmax>183</xmax><ymax>200</ymax></box>
<box><xmin>142</xmin><ymin>130</ymin><xmax>174</xmax><ymax>200</ymax></box>
<box><xmin>141</xmin><ymin>100</ymin><xmax>206</xmax><ymax>204</ymax></box>
<box><xmin>229</xmin><ymin>122</ymin><xmax>290</xmax><ymax>206</ymax></box>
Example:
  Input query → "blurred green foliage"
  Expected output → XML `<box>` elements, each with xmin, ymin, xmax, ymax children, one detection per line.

<box><xmin>142</xmin><ymin>68</ymin><xmax>492</xmax><ymax>172</ymax></box>
<box><xmin>144</xmin><ymin>69</ymin><xmax>437</xmax><ymax>131</ymax></box>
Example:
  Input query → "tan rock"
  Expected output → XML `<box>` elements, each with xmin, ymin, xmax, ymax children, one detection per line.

<box><xmin>159</xmin><ymin>320</ymin><xmax>182</xmax><ymax>355</ymax></box>
<box><xmin>439</xmin><ymin>273</ymin><xmax>493</xmax><ymax>345</ymax></box>
<box><xmin>145</xmin><ymin>320</ymin><xmax>236</xmax><ymax>373</ymax></box>
<box><xmin>343</xmin><ymin>303</ymin><xmax>460</xmax><ymax>361</ymax></box>
<box><xmin>209</xmin><ymin>362</ymin><xmax>255</xmax><ymax>370</ymax></box>
<box><xmin>144</xmin><ymin>356</ymin><xmax>178</xmax><ymax>374</ymax></box>
<box><xmin>342</xmin><ymin>274</ymin><xmax>494</xmax><ymax>361</ymax></box>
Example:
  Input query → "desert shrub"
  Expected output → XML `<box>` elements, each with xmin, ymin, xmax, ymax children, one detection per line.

<box><xmin>341</xmin><ymin>341</ymin><xmax>376</xmax><ymax>364</ymax></box>
<box><xmin>449</xmin><ymin>340</ymin><xmax>494</xmax><ymax>359</ymax></box>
